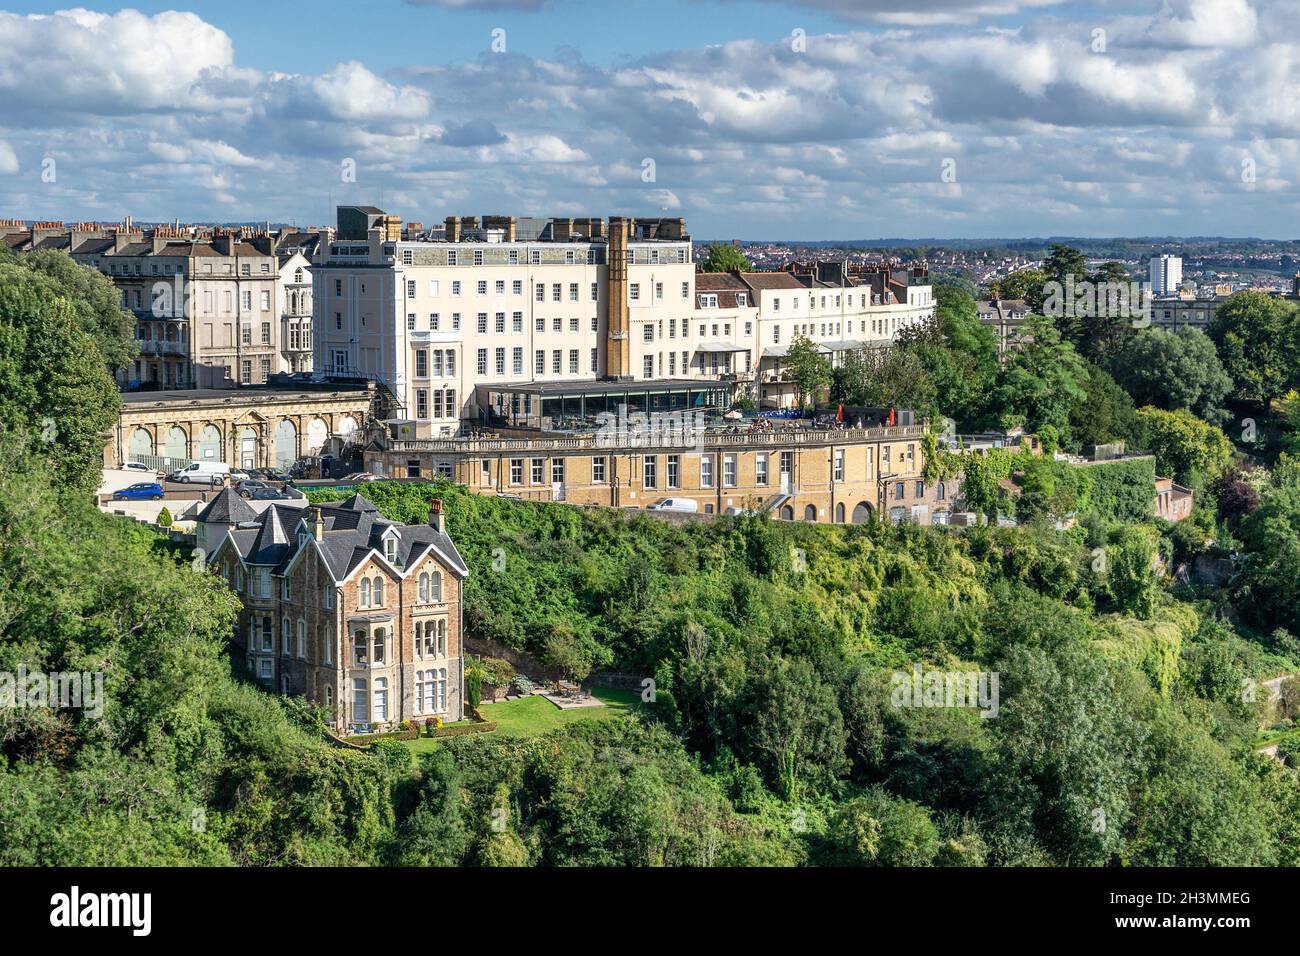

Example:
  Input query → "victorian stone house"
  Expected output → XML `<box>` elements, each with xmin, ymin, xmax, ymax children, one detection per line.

<box><xmin>202</xmin><ymin>491</ymin><xmax>468</xmax><ymax>732</ymax></box>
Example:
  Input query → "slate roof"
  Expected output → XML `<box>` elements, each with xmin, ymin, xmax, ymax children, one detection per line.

<box><xmin>211</xmin><ymin>495</ymin><xmax>468</xmax><ymax>583</ymax></box>
<box><xmin>195</xmin><ymin>488</ymin><xmax>257</xmax><ymax>524</ymax></box>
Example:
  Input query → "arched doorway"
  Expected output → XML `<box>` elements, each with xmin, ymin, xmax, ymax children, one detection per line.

<box><xmin>238</xmin><ymin>427</ymin><xmax>258</xmax><ymax>470</ymax></box>
<box><xmin>803</xmin><ymin>504</ymin><xmax>817</xmax><ymax>522</ymax></box>
<box><xmin>337</xmin><ymin>415</ymin><xmax>358</xmax><ymax>439</ymax></box>
<box><xmin>835</xmin><ymin>502</ymin><xmax>845</xmax><ymax>523</ymax></box>
<box><xmin>198</xmin><ymin>424</ymin><xmax>222</xmax><ymax>461</ymax></box>
<box><xmin>778</xmin><ymin>505</ymin><xmax>794</xmax><ymax>521</ymax></box>
<box><xmin>127</xmin><ymin>428</ymin><xmax>153</xmax><ymax>462</ymax></box>
<box><xmin>851</xmin><ymin>501</ymin><xmax>873</xmax><ymax>524</ymax></box>
<box><xmin>306</xmin><ymin>417</ymin><xmax>329</xmax><ymax>456</ymax></box>
<box><xmin>273</xmin><ymin>419</ymin><xmax>297</xmax><ymax>469</ymax></box>
<box><xmin>164</xmin><ymin>425</ymin><xmax>187</xmax><ymax>461</ymax></box>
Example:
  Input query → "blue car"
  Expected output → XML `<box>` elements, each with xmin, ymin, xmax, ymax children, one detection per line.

<box><xmin>112</xmin><ymin>482</ymin><xmax>165</xmax><ymax>501</ymax></box>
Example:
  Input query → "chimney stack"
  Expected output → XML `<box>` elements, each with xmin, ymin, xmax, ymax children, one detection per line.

<box><xmin>312</xmin><ymin>508</ymin><xmax>325</xmax><ymax>541</ymax></box>
<box><xmin>429</xmin><ymin>498</ymin><xmax>445</xmax><ymax>534</ymax></box>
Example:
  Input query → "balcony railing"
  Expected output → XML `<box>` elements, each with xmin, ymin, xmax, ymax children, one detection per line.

<box><xmin>137</xmin><ymin>339</ymin><xmax>189</xmax><ymax>355</ymax></box>
<box><xmin>382</xmin><ymin>423</ymin><xmax>925</xmax><ymax>454</ymax></box>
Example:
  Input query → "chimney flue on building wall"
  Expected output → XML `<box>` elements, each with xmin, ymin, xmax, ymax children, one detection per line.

<box><xmin>445</xmin><ymin>216</ymin><xmax>460</xmax><ymax>242</ymax></box>
<box><xmin>429</xmin><ymin>498</ymin><xmax>445</xmax><ymax>534</ymax></box>
<box><xmin>606</xmin><ymin>216</ymin><xmax>631</xmax><ymax>379</ymax></box>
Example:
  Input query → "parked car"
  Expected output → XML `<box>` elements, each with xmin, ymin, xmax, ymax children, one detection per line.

<box><xmin>342</xmin><ymin>472</ymin><xmax>383</xmax><ymax>482</ymax></box>
<box><xmin>168</xmin><ymin>461</ymin><xmax>233</xmax><ymax>484</ymax></box>
<box><xmin>234</xmin><ymin>479</ymin><xmax>271</xmax><ymax>498</ymax></box>
<box><xmin>248</xmin><ymin>487</ymin><xmax>292</xmax><ymax>501</ymax></box>
<box><xmin>647</xmin><ymin>497</ymin><xmax>700</xmax><ymax>513</ymax></box>
<box><xmin>112</xmin><ymin>482</ymin><xmax>164</xmax><ymax>501</ymax></box>
<box><xmin>121</xmin><ymin>462</ymin><xmax>156</xmax><ymax>474</ymax></box>
<box><xmin>248</xmin><ymin>467</ymin><xmax>291</xmax><ymax>482</ymax></box>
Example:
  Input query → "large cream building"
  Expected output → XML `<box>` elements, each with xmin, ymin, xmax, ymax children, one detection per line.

<box><xmin>311</xmin><ymin>207</ymin><xmax>936</xmax><ymax>433</ymax></box>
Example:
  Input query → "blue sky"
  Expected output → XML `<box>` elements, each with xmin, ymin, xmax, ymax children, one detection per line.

<box><xmin>0</xmin><ymin>0</ymin><xmax>1296</xmax><ymax>239</ymax></box>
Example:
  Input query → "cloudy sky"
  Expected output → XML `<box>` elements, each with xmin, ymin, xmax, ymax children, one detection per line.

<box><xmin>0</xmin><ymin>0</ymin><xmax>1295</xmax><ymax>239</ymax></box>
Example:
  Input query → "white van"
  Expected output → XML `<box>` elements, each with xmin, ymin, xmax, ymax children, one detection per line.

<box><xmin>168</xmin><ymin>461</ymin><xmax>234</xmax><ymax>484</ymax></box>
<box><xmin>647</xmin><ymin>497</ymin><xmax>700</xmax><ymax>514</ymax></box>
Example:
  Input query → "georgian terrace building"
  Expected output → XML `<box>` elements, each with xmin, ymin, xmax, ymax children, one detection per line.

<box><xmin>363</xmin><ymin>419</ymin><xmax>959</xmax><ymax>526</ymax></box>
<box><xmin>312</xmin><ymin>208</ymin><xmax>697</xmax><ymax>437</ymax></box>
<box><xmin>1</xmin><ymin>219</ymin><xmax>326</xmax><ymax>389</ymax></box>
<box><xmin>204</xmin><ymin>492</ymin><xmax>468</xmax><ymax>732</ymax></box>
<box><xmin>311</xmin><ymin>207</ymin><xmax>937</xmax><ymax>429</ymax></box>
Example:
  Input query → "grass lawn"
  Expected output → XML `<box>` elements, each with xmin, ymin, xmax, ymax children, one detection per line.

<box><xmin>400</xmin><ymin>688</ymin><xmax>642</xmax><ymax>752</ymax></box>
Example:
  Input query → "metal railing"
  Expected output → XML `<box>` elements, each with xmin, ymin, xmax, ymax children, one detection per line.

<box><xmin>382</xmin><ymin>423</ymin><xmax>925</xmax><ymax>454</ymax></box>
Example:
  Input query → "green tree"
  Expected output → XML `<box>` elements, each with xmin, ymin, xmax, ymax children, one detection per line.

<box><xmin>784</xmin><ymin>335</ymin><xmax>832</xmax><ymax>409</ymax></box>
<box><xmin>1133</xmin><ymin>406</ymin><xmax>1233</xmax><ymax>485</ymax></box>
<box><xmin>17</xmin><ymin>249</ymin><xmax>137</xmax><ymax>372</ymax></box>
<box><xmin>0</xmin><ymin>262</ymin><xmax>121</xmax><ymax>492</ymax></box>
<box><xmin>1209</xmin><ymin>291</ymin><xmax>1300</xmax><ymax>410</ymax></box>
<box><xmin>1068</xmin><ymin>361</ymin><xmax>1139</xmax><ymax>452</ymax></box>
<box><xmin>1109</xmin><ymin>327</ymin><xmax>1232</xmax><ymax>424</ymax></box>
<box><xmin>988</xmin><ymin>314</ymin><xmax>1090</xmax><ymax>439</ymax></box>
<box><xmin>700</xmin><ymin>243</ymin><xmax>752</xmax><ymax>273</ymax></box>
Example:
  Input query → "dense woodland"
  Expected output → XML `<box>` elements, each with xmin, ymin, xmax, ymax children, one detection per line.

<box><xmin>4</xmin><ymin>245</ymin><xmax>1300</xmax><ymax>866</ymax></box>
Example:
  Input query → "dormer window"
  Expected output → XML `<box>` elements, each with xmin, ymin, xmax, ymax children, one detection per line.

<box><xmin>383</xmin><ymin>536</ymin><xmax>398</xmax><ymax>563</ymax></box>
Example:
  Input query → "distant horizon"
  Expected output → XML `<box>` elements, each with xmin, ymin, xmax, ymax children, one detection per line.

<box><xmin>11</xmin><ymin>217</ymin><xmax>1300</xmax><ymax>249</ymax></box>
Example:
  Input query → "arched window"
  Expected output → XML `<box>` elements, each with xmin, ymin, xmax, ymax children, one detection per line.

<box><xmin>294</xmin><ymin>268</ymin><xmax>303</xmax><ymax>284</ymax></box>
<box><xmin>429</xmin><ymin>570</ymin><xmax>442</xmax><ymax>603</ymax></box>
<box><xmin>324</xmin><ymin>685</ymin><xmax>333</xmax><ymax>708</ymax></box>
<box><xmin>352</xmin><ymin>630</ymin><xmax>367</xmax><ymax>665</ymax></box>
<box><xmin>297</xmin><ymin>619</ymin><xmax>306</xmax><ymax>659</ymax></box>
<box><xmin>373</xmin><ymin>677</ymin><xmax>389</xmax><ymax>723</ymax></box>
<box><xmin>359</xmin><ymin>578</ymin><xmax>371</xmax><ymax>608</ymax></box>
<box><xmin>437</xmin><ymin>619</ymin><xmax>446</xmax><ymax>657</ymax></box>
<box><xmin>373</xmin><ymin>627</ymin><xmax>386</xmax><ymax>665</ymax></box>
<box><xmin>414</xmin><ymin>621</ymin><xmax>424</xmax><ymax>659</ymax></box>
<box><xmin>352</xmin><ymin>678</ymin><xmax>368</xmax><ymax>722</ymax></box>
<box><xmin>373</xmin><ymin>576</ymin><xmax>385</xmax><ymax>606</ymax></box>
<box><xmin>938</xmin><ymin>482</ymin><xmax>947</xmax><ymax>501</ymax></box>
<box><xmin>835</xmin><ymin>502</ymin><xmax>845</xmax><ymax>523</ymax></box>
<box><xmin>324</xmin><ymin>624</ymin><xmax>333</xmax><ymax>664</ymax></box>
<box><xmin>415</xmin><ymin>671</ymin><xmax>425</xmax><ymax>713</ymax></box>
<box><xmin>437</xmin><ymin>669</ymin><xmax>448</xmax><ymax>712</ymax></box>
<box><xmin>804</xmin><ymin>504</ymin><xmax>817</xmax><ymax>522</ymax></box>
<box><xmin>418</xmin><ymin>573</ymin><xmax>429</xmax><ymax>603</ymax></box>
<box><xmin>282</xmin><ymin>617</ymin><xmax>291</xmax><ymax>653</ymax></box>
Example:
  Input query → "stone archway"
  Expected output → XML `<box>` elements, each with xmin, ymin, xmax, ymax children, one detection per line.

<box><xmin>273</xmin><ymin>419</ymin><xmax>298</xmax><ymax>469</ymax></box>
<box><xmin>198</xmin><ymin>424</ymin><xmax>222</xmax><ymax>462</ymax></box>
<box><xmin>803</xmin><ymin>504</ymin><xmax>817</xmax><ymax>522</ymax></box>
<box><xmin>163</xmin><ymin>425</ymin><xmax>188</xmax><ymax>461</ymax></box>
<box><xmin>778</xmin><ymin>504</ymin><xmax>794</xmax><ymax>521</ymax></box>
<box><xmin>851</xmin><ymin>501</ymin><xmax>874</xmax><ymax>524</ymax></box>
<box><xmin>305</xmin><ymin>417</ymin><xmax>329</xmax><ymax>456</ymax></box>
<box><xmin>127</xmin><ymin>427</ymin><xmax>153</xmax><ymax>462</ymax></box>
<box><xmin>835</xmin><ymin>502</ymin><xmax>845</xmax><ymax>523</ymax></box>
<box><xmin>237</xmin><ymin>426</ymin><xmax>259</xmax><ymax>470</ymax></box>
